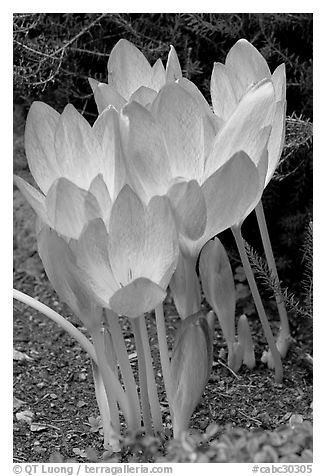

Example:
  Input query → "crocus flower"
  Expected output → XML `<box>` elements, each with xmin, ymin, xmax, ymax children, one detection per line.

<box><xmin>14</xmin><ymin>101</ymin><xmax>127</xmax><ymax>331</ymax></box>
<box><xmin>211</xmin><ymin>40</ymin><xmax>289</xmax><ymax>376</ymax></box>
<box><xmin>74</xmin><ymin>185</ymin><xmax>179</xmax><ymax>318</ymax></box>
<box><xmin>120</xmin><ymin>79</ymin><xmax>275</xmax><ymax>260</ymax></box>
<box><xmin>14</xmin><ymin>102</ymin><xmax>126</xmax><ymax>240</ymax></box>
<box><xmin>118</xmin><ymin>78</ymin><xmax>275</xmax><ymax>319</ymax></box>
<box><xmin>210</xmin><ymin>38</ymin><xmax>286</xmax><ymax>187</ymax></box>
<box><xmin>89</xmin><ymin>39</ymin><xmax>182</xmax><ymax>114</ymax></box>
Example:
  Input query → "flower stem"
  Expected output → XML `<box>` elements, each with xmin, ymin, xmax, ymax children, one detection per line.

<box><xmin>255</xmin><ymin>200</ymin><xmax>290</xmax><ymax>357</ymax></box>
<box><xmin>131</xmin><ymin>317</ymin><xmax>153</xmax><ymax>434</ymax></box>
<box><xmin>91</xmin><ymin>360</ymin><xmax>119</xmax><ymax>451</ymax></box>
<box><xmin>232</xmin><ymin>226</ymin><xmax>283</xmax><ymax>383</ymax></box>
<box><xmin>90</xmin><ymin>326</ymin><xmax>120</xmax><ymax>434</ymax></box>
<box><xmin>105</xmin><ymin>310</ymin><xmax>141</xmax><ymax>432</ymax></box>
<box><xmin>138</xmin><ymin>315</ymin><xmax>163</xmax><ymax>433</ymax></box>
<box><xmin>103</xmin><ymin>327</ymin><xmax>119</xmax><ymax>378</ymax></box>
<box><xmin>155</xmin><ymin>303</ymin><xmax>173</xmax><ymax>416</ymax></box>
<box><xmin>13</xmin><ymin>289</ymin><xmax>97</xmax><ymax>363</ymax></box>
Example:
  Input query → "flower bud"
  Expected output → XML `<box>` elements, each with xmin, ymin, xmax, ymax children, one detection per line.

<box><xmin>199</xmin><ymin>238</ymin><xmax>236</xmax><ymax>367</ymax></box>
<box><xmin>237</xmin><ymin>314</ymin><xmax>256</xmax><ymax>369</ymax></box>
<box><xmin>170</xmin><ymin>311</ymin><xmax>214</xmax><ymax>437</ymax></box>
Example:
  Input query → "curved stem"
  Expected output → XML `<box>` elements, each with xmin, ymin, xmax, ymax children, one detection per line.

<box><xmin>131</xmin><ymin>317</ymin><xmax>152</xmax><ymax>434</ymax></box>
<box><xmin>232</xmin><ymin>226</ymin><xmax>283</xmax><ymax>383</ymax></box>
<box><xmin>105</xmin><ymin>310</ymin><xmax>141</xmax><ymax>432</ymax></box>
<box><xmin>255</xmin><ymin>200</ymin><xmax>290</xmax><ymax>356</ymax></box>
<box><xmin>13</xmin><ymin>289</ymin><xmax>97</xmax><ymax>364</ymax></box>
<box><xmin>138</xmin><ymin>315</ymin><xmax>163</xmax><ymax>433</ymax></box>
<box><xmin>155</xmin><ymin>303</ymin><xmax>173</xmax><ymax>415</ymax></box>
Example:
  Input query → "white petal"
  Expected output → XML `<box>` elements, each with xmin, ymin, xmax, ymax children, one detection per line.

<box><xmin>108</xmin><ymin>185</ymin><xmax>146</xmax><ymax>286</ymax></box>
<box><xmin>54</xmin><ymin>104</ymin><xmax>103</xmax><ymax>189</ymax></box>
<box><xmin>129</xmin><ymin>86</ymin><xmax>158</xmax><ymax>108</ymax></box>
<box><xmin>145</xmin><ymin>195</ymin><xmax>179</xmax><ymax>289</ymax></box>
<box><xmin>204</xmin><ymin>79</ymin><xmax>275</xmax><ymax>180</ymax></box>
<box><xmin>89</xmin><ymin>79</ymin><xmax>126</xmax><ymax>113</ymax></box>
<box><xmin>272</xmin><ymin>63</ymin><xmax>286</xmax><ymax>102</ymax></box>
<box><xmin>109</xmin><ymin>278</ymin><xmax>166</xmax><ymax>318</ymax></box>
<box><xmin>107</xmin><ymin>39</ymin><xmax>153</xmax><ymax>99</ymax></box>
<box><xmin>179</xmin><ymin>77</ymin><xmax>221</xmax><ymax>156</ymax></box>
<box><xmin>166</xmin><ymin>45</ymin><xmax>182</xmax><ymax>82</ymax></box>
<box><xmin>92</xmin><ymin>107</ymin><xmax>126</xmax><ymax>199</ymax></box>
<box><xmin>210</xmin><ymin>62</ymin><xmax>240</xmax><ymax>121</ymax></box>
<box><xmin>24</xmin><ymin>101</ymin><xmax>60</xmax><ymax>193</ymax></box>
<box><xmin>200</xmin><ymin>151</ymin><xmax>260</xmax><ymax>249</ymax></box>
<box><xmin>75</xmin><ymin>218</ymin><xmax>119</xmax><ymax>306</ymax></box>
<box><xmin>151</xmin><ymin>58</ymin><xmax>166</xmax><ymax>91</ymax></box>
<box><xmin>37</xmin><ymin>226</ymin><xmax>102</xmax><ymax>328</ymax></box>
<box><xmin>121</xmin><ymin>101</ymin><xmax>172</xmax><ymax>202</ymax></box>
<box><xmin>167</xmin><ymin>179</ymin><xmax>207</xmax><ymax>241</ymax></box>
<box><xmin>151</xmin><ymin>83</ymin><xmax>205</xmax><ymax>182</ymax></box>
<box><xmin>88</xmin><ymin>174</ymin><xmax>112</xmax><ymax>226</ymax></box>
<box><xmin>14</xmin><ymin>175</ymin><xmax>47</xmax><ymax>223</ymax></box>
<box><xmin>46</xmin><ymin>177</ymin><xmax>101</xmax><ymax>239</ymax></box>
<box><xmin>226</xmin><ymin>39</ymin><xmax>271</xmax><ymax>95</ymax></box>
<box><xmin>265</xmin><ymin>101</ymin><xmax>286</xmax><ymax>185</ymax></box>
<box><xmin>108</xmin><ymin>186</ymin><xmax>178</xmax><ymax>288</ymax></box>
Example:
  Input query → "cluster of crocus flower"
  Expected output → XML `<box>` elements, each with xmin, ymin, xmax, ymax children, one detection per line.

<box><xmin>14</xmin><ymin>38</ymin><xmax>289</xmax><ymax>446</ymax></box>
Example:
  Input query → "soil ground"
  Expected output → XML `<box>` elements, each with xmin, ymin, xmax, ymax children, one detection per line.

<box><xmin>13</xmin><ymin>106</ymin><xmax>313</xmax><ymax>463</ymax></box>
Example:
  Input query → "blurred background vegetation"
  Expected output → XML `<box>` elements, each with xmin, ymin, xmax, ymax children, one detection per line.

<box><xmin>13</xmin><ymin>13</ymin><xmax>312</xmax><ymax>305</ymax></box>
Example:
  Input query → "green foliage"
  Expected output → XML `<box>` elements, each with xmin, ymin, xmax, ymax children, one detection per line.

<box><xmin>13</xmin><ymin>13</ymin><xmax>312</xmax><ymax>116</ymax></box>
<box><xmin>244</xmin><ymin>234</ymin><xmax>312</xmax><ymax>320</ymax></box>
<box><xmin>49</xmin><ymin>417</ymin><xmax>312</xmax><ymax>463</ymax></box>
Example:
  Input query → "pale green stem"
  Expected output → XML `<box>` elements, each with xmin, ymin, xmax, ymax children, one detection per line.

<box><xmin>155</xmin><ymin>303</ymin><xmax>173</xmax><ymax>416</ymax></box>
<box><xmin>232</xmin><ymin>226</ymin><xmax>283</xmax><ymax>383</ymax></box>
<box><xmin>131</xmin><ymin>317</ymin><xmax>152</xmax><ymax>434</ymax></box>
<box><xmin>103</xmin><ymin>327</ymin><xmax>119</xmax><ymax>378</ymax></box>
<box><xmin>184</xmin><ymin>254</ymin><xmax>201</xmax><ymax>318</ymax></box>
<box><xmin>91</xmin><ymin>360</ymin><xmax>119</xmax><ymax>451</ymax></box>
<box><xmin>255</xmin><ymin>200</ymin><xmax>290</xmax><ymax>356</ymax></box>
<box><xmin>105</xmin><ymin>310</ymin><xmax>141</xmax><ymax>432</ymax></box>
<box><xmin>90</xmin><ymin>326</ymin><xmax>121</xmax><ymax>434</ymax></box>
<box><xmin>138</xmin><ymin>314</ymin><xmax>163</xmax><ymax>433</ymax></box>
<box><xmin>13</xmin><ymin>289</ymin><xmax>97</xmax><ymax>364</ymax></box>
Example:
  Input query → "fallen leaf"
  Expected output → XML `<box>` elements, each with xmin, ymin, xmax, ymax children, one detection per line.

<box><xmin>289</xmin><ymin>414</ymin><xmax>303</xmax><ymax>427</ymax></box>
<box><xmin>13</xmin><ymin>349</ymin><xmax>33</xmax><ymax>362</ymax></box>
<box><xmin>73</xmin><ymin>448</ymin><xmax>88</xmax><ymax>458</ymax></box>
<box><xmin>16</xmin><ymin>409</ymin><xmax>34</xmax><ymax>423</ymax></box>
<box><xmin>30</xmin><ymin>423</ymin><xmax>48</xmax><ymax>432</ymax></box>
<box><xmin>13</xmin><ymin>396</ymin><xmax>26</xmax><ymax>411</ymax></box>
<box><xmin>88</xmin><ymin>416</ymin><xmax>102</xmax><ymax>433</ymax></box>
<box><xmin>77</xmin><ymin>401</ymin><xmax>87</xmax><ymax>408</ymax></box>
